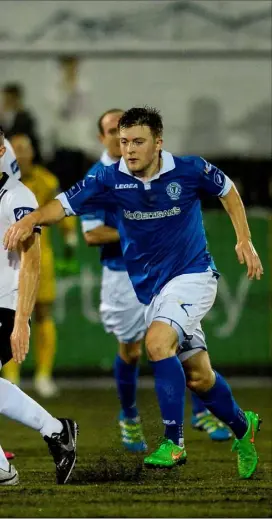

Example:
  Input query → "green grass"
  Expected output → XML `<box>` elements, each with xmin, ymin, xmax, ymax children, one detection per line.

<box><xmin>0</xmin><ymin>387</ymin><xmax>271</xmax><ymax>518</ymax></box>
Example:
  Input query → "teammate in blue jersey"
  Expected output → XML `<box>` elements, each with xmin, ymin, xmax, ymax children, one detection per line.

<box><xmin>4</xmin><ymin>107</ymin><xmax>263</xmax><ymax>479</ymax></box>
<box><xmin>81</xmin><ymin>109</ymin><xmax>147</xmax><ymax>451</ymax></box>
<box><xmin>81</xmin><ymin>108</ymin><xmax>231</xmax><ymax>449</ymax></box>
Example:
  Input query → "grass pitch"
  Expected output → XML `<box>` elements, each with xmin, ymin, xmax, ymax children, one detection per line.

<box><xmin>0</xmin><ymin>386</ymin><xmax>271</xmax><ymax>518</ymax></box>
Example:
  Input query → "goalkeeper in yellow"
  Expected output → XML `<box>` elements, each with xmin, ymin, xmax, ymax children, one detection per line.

<box><xmin>3</xmin><ymin>134</ymin><xmax>78</xmax><ymax>397</ymax></box>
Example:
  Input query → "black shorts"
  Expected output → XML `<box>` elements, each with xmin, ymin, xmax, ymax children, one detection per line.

<box><xmin>0</xmin><ymin>307</ymin><xmax>15</xmax><ymax>367</ymax></box>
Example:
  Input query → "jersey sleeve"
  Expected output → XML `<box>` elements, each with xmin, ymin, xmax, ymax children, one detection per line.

<box><xmin>195</xmin><ymin>157</ymin><xmax>232</xmax><ymax>197</ymax></box>
<box><xmin>4</xmin><ymin>184</ymin><xmax>41</xmax><ymax>233</ymax></box>
<box><xmin>55</xmin><ymin>166</ymin><xmax>113</xmax><ymax>217</ymax></box>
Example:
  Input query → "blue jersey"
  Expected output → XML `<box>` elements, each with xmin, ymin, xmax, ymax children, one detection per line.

<box><xmin>80</xmin><ymin>154</ymin><xmax>126</xmax><ymax>272</ymax></box>
<box><xmin>58</xmin><ymin>151</ymin><xmax>232</xmax><ymax>305</ymax></box>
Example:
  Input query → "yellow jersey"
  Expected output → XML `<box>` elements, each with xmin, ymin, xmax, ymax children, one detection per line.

<box><xmin>22</xmin><ymin>165</ymin><xmax>59</xmax><ymax>303</ymax></box>
<box><xmin>22</xmin><ymin>165</ymin><xmax>59</xmax><ymax>251</ymax></box>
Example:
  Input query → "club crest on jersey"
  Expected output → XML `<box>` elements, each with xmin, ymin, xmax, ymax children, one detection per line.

<box><xmin>14</xmin><ymin>207</ymin><xmax>35</xmax><ymax>221</ymax></box>
<box><xmin>166</xmin><ymin>182</ymin><xmax>182</xmax><ymax>200</ymax></box>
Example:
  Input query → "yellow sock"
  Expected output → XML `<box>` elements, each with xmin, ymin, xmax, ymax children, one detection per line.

<box><xmin>2</xmin><ymin>359</ymin><xmax>20</xmax><ymax>385</ymax></box>
<box><xmin>34</xmin><ymin>318</ymin><xmax>56</xmax><ymax>379</ymax></box>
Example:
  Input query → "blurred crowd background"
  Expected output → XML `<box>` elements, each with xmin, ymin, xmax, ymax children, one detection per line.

<box><xmin>0</xmin><ymin>1</ymin><xmax>271</xmax><ymax>392</ymax></box>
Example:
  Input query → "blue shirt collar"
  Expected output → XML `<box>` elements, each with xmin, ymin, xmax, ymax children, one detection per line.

<box><xmin>100</xmin><ymin>150</ymin><xmax>119</xmax><ymax>167</ymax></box>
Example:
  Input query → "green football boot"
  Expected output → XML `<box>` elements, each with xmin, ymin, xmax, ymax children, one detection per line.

<box><xmin>144</xmin><ymin>438</ymin><xmax>187</xmax><ymax>468</ymax></box>
<box><xmin>231</xmin><ymin>410</ymin><xmax>262</xmax><ymax>479</ymax></box>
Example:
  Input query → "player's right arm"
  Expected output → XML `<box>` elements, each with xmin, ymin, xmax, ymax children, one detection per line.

<box><xmin>11</xmin><ymin>233</ymin><xmax>40</xmax><ymax>364</ymax></box>
<box><xmin>3</xmin><ymin>199</ymin><xmax>65</xmax><ymax>251</ymax></box>
<box><xmin>4</xmin><ymin>167</ymin><xmax>112</xmax><ymax>251</ymax></box>
<box><xmin>3</xmin><ymin>184</ymin><xmax>41</xmax><ymax>363</ymax></box>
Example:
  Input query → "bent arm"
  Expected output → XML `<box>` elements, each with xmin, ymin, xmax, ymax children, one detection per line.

<box><xmin>27</xmin><ymin>199</ymin><xmax>66</xmax><ymax>228</ymax></box>
<box><xmin>220</xmin><ymin>184</ymin><xmax>263</xmax><ymax>279</ymax></box>
<box><xmin>220</xmin><ymin>184</ymin><xmax>251</xmax><ymax>241</ymax></box>
<box><xmin>84</xmin><ymin>225</ymin><xmax>119</xmax><ymax>246</ymax></box>
<box><xmin>196</xmin><ymin>157</ymin><xmax>263</xmax><ymax>280</ymax></box>
<box><xmin>3</xmin><ymin>199</ymin><xmax>66</xmax><ymax>252</ymax></box>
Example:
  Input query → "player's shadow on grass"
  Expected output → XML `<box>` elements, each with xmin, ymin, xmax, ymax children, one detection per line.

<box><xmin>70</xmin><ymin>457</ymin><xmax>143</xmax><ymax>484</ymax></box>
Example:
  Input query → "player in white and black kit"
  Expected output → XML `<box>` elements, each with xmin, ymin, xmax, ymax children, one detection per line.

<box><xmin>0</xmin><ymin>132</ymin><xmax>78</xmax><ymax>485</ymax></box>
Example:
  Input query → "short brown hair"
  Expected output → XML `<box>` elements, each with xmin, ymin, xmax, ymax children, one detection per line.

<box><xmin>118</xmin><ymin>106</ymin><xmax>163</xmax><ymax>138</ymax></box>
<box><xmin>98</xmin><ymin>109</ymin><xmax>124</xmax><ymax>135</ymax></box>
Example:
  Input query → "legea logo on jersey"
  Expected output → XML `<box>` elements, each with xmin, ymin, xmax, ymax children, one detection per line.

<box><xmin>14</xmin><ymin>207</ymin><xmax>34</xmax><ymax>221</ymax></box>
<box><xmin>115</xmin><ymin>183</ymin><xmax>138</xmax><ymax>189</ymax></box>
<box><xmin>166</xmin><ymin>182</ymin><xmax>182</xmax><ymax>200</ymax></box>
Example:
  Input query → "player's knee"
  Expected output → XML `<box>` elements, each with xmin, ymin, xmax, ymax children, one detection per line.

<box><xmin>145</xmin><ymin>321</ymin><xmax>178</xmax><ymax>361</ymax></box>
<box><xmin>127</xmin><ymin>342</ymin><xmax>142</xmax><ymax>364</ymax></box>
<box><xmin>186</xmin><ymin>369</ymin><xmax>214</xmax><ymax>392</ymax></box>
<box><xmin>119</xmin><ymin>340</ymin><xmax>142</xmax><ymax>365</ymax></box>
<box><xmin>145</xmin><ymin>342</ymin><xmax>166</xmax><ymax>361</ymax></box>
<box><xmin>128</xmin><ymin>348</ymin><xmax>141</xmax><ymax>364</ymax></box>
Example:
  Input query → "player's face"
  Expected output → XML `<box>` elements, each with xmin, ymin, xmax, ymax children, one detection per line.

<box><xmin>119</xmin><ymin>125</ymin><xmax>162</xmax><ymax>174</ymax></box>
<box><xmin>99</xmin><ymin>112</ymin><xmax>123</xmax><ymax>159</ymax></box>
<box><xmin>10</xmin><ymin>135</ymin><xmax>34</xmax><ymax>172</ymax></box>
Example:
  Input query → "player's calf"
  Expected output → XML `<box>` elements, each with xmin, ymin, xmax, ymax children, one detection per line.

<box><xmin>115</xmin><ymin>348</ymin><xmax>147</xmax><ymax>451</ymax></box>
<box><xmin>184</xmin><ymin>350</ymin><xmax>215</xmax><ymax>393</ymax></box>
<box><xmin>146</xmin><ymin>325</ymin><xmax>187</xmax><ymax>467</ymax></box>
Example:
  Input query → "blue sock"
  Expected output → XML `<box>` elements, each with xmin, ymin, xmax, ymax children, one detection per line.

<box><xmin>114</xmin><ymin>355</ymin><xmax>139</xmax><ymax>419</ymax></box>
<box><xmin>196</xmin><ymin>371</ymin><xmax>248</xmax><ymax>439</ymax></box>
<box><xmin>191</xmin><ymin>392</ymin><xmax>208</xmax><ymax>415</ymax></box>
<box><xmin>151</xmin><ymin>356</ymin><xmax>186</xmax><ymax>446</ymax></box>
<box><xmin>165</xmin><ymin>424</ymin><xmax>184</xmax><ymax>445</ymax></box>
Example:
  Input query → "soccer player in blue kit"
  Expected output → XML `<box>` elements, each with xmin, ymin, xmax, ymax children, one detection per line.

<box><xmin>81</xmin><ymin>108</ymin><xmax>231</xmax><ymax>451</ymax></box>
<box><xmin>4</xmin><ymin>107</ymin><xmax>263</xmax><ymax>479</ymax></box>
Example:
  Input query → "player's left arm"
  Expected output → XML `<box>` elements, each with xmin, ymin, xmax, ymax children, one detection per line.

<box><xmin>220</xmin><ymin>184</ymin><xmax>263</xmax><ymax>280</ymax></box>
<box><xmin>197</xmin><ymin>157</ymin><xmax>263</xmax><ymax>281</ymax></box>
<box><xmin>11</xmin><ymin>233</ymin><xmax>40</xmax><ymax>363</ymax></box>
